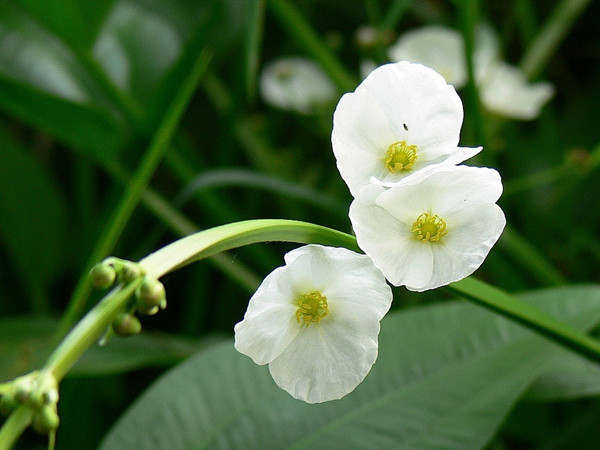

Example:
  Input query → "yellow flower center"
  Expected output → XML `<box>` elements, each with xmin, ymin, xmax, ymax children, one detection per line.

<box><xmin>296</xmin><ymin>291</ymin><xmax>329</xmax><ymax>326</ymax></box>
<box><xmin>412</xmin><ymin>213</ymin><xmax>448</xmax><ymax>242</ymax></box>
<box><xmin>384</xmin><ymin>141</ymin><xmax>417</xmax><ymax>173</ymax></box>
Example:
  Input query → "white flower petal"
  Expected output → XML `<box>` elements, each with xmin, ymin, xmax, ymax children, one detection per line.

<box><xmin>351</xmin><ymin>166</ymin><xmax>505</xmax><ymax>290</ymax></box>
<box><xmin>473</xmin><ymin>24</ymin><xmax>500</xmax><ymax>83</ymax></box>
<box><xmin>260</xmin><ymin>57</ymin><xmax>336</xmax><ymax>114</ymax></box>
<box><xmin>377</xmin><ymin>165</ymin><xmax>503</xmax><ymax>219</ymax></box>
<box><xmin>409</xmin><ymin>203</ymin><xmax>506</xmax><ymax>291</ymax></box>
<box><xmin>234</xmin><ymin>265</ymin><xmax>301</xmax><ymax>365</ymax></box>
<box><xmin>388</xmin><ymin>26</ymin><xmax>468</xmax><ymax>88</ymax></box>
<box><xmin>269</xmin><ymin>300</ymin><xmax>383</xmax><ymax>403</ymax></box>
<box><xmin>332</xmin><ymin>61</ymin><xmax>465</xmax><ymax>197</ymax></box>
<box><xmin>480</xmin><ymin>62</ymin><xmax>554</xmax><ymax>120</ymax></box>
<box><xmin>332</xmin><ymin>89</ymin><xmax>398</xmax><ymax>198</ymax></box>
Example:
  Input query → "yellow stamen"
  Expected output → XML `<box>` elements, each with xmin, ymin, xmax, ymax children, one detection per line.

<box><xmin>384</xmin><ymin>141</ymin><xmax>417</xmax><ymax>173</ymax></box>
<box><xmin>295</xmin><ymin>291</ymin><xmax>329</xmax><ymax>326</ymax></box>
<box><xmin>412</xmin><ymin>213</ymin><xmax>448</xmax><ymax>242</ymax></box>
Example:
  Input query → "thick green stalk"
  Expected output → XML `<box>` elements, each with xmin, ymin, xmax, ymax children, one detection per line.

<box><xmin>55</xmin><ymin>50</ymin><xmax>213</xmax><ymax>340</ymax></box>
<box><xmin>0</xmin><ymin>406</ymin><xmax>34</xmax><ymax>450</ymax></box>
<box><xmin>520</xmin><ymin>0</ymin><xmax>592</xmax><ymax>79</ymax></box>
<box><xmin>267</xmin><ymin>0</ymin><xmax>357</xmax><ymax>93</ymax></box>
<box><xmin>45</xmin><ymin>280</ymin><xmax>143</xmax><ymax>381</ymax></box>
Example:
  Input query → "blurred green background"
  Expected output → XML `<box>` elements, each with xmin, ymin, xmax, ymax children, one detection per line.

<box><xmin>1</xmin><ymin>0</ymin><xmax>600</xmax><ymax>448</ymax></box>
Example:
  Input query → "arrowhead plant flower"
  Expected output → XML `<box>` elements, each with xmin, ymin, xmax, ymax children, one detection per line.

<box><xmin>387</xmin><ymin>24</ymin><xmax>554</xmax><ymax>120</ymax></box>
<box><xmin>388</xmin><ymin>26</ymin><xmax>469</xmax><ymax>88</ymax></box>
<box><xmin>332</xmin><ymin>61</ymin><xmax>481</xmax><ymax>198</ymax></box>
<box><xmin>260</xmin><ymin>57</ymin><xmax>336</xmax><ymax>114</ymax></box>
<box><xmin>349</xmin><ymin>165</ymin><xmax>506</xmax><ymax>291</ymax></box>
<box><xmin>234</xmin><ymin>244</ymin><xmax>392</xmax><ymax>403</ymax></box>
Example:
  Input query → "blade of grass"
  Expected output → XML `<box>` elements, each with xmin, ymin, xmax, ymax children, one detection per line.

<box><xmin>176</xmin><ymin>167</ymin><xmax>348</xmax><ymax>218</ymax></box>
<box><xmin>382</xmin><ymin>0</ymin><xmax>414</xmax><ymax>32</ymax></box>
<box><xmin>498</xmin><ymin>224</ymin><xmax>567</xmax><ymax>286</ymax></box>
<box><xmin>267</xmin><ymin>0</ymin><xmax>357</xmax><ymax>93</ymax></box>
<box><xmin>55</xmin><ymin>49</ymin><xmax>213</xmax><ymax>341</ymax></box>
<box><xmin>458</xmin><ymin>0</ymin><xmax>488</xmax><ymax>151</ymax></box>
<box><xmin>243</xmin><ymin>0</ymin><xmax>265</xmax><ymax>102</ymax></box>
<box><xmin>520</xmin><ymin>0</ymin><xmax>592</xmax><ymax>79</ymax></box>
<box><xmin>104</xmin><ymin>161</ymin><xmax>261</xmax><ymax>293</ymax></box>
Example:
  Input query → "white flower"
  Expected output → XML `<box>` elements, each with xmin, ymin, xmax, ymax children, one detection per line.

<box><xmin>260</xmin><ymin>57</ymin><xmax>336</xmax><ymax>114</ymax></box>
<box><xmin>349</xmin><ymin>165</ymin><xmax>506</xmax><ymax>291</ymax></box>
<box><xmin>479</xmin><ymin>62</ymin><xmax>555</xmax><ymax>120</ymax></box>
<box><xmin>387</xmin><ymin>24</ymin><xmax>553</xmax><ymax>120</ymax></box>
<box><xmin>234</xmin><ymin>244</ymin><xmax>392</xmax><ymax>403</ymax></box>
<box><xmin>388</xmin><ymin>25</ymin><xmax>468</xmax><ymax>88</ymax></box>
<box><xmin>332</xmin><ymin>61</ymin><xmax>481</xmax><ymax>198</ymax></box>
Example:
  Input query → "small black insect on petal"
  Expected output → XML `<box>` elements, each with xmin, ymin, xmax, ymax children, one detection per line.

<box><xmin>403</xmin><ymin>123</ymin><xmax>408</xmax><ymax>131</ymax></box>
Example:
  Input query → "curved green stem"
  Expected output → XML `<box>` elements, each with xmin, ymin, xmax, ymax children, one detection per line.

<box><xmin>0</xmin><ymin>406</ymin><xmax>34</xmax><ymax>450</ymax></box>
<box><xmin>54</xmin><ymin>50</ymin><xmax>213</xmax><ymax>341</ymax></box>
<box><xmin>139</xmin><ymin>219</ymin><xmax>360</xmax><ymax>278</ymax></box>
<box><xmin>44</xmin><ymin>280</ymin><xmax>144</xmax><ymax>381</ymax></box>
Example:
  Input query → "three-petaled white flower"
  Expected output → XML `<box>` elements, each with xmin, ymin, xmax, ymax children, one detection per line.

<box><xmin>388</xmin><ymin>24</ymin><xmax>554</xmax><ymax>120</ymax></box>
<box><xmin>260</xmin><ymin>57</ymin><xmax>336</xmax><ymax>114</ymax></box>
<box><xmin>332</xmin><ymin>61</ymin><xmax>481</xmax><ymax>198</ymax></box>
<box><xmin>349</xmin><ymin>165</ymin><xmax>506</xmax><ymax>291</ymax></box>
<box><xmin>234</xmin><ymin>244</ymin><xmax>392</xmax><ymax>403</ymax></box>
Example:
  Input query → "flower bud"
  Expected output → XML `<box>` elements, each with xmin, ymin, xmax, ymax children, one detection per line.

<box><xmin>121</xmin><ymin>263</ymin><xmax>142</xmax><ymax>282</ymax></box>
<box><xmin>136</xmin><ymin>303</ymin><xmax>159</xmax><ymax>316</ymax></box>
<box><xmin>136</xmin><ymin>278</ymin><xmax>166</xmax><ymax>310</ymax></box>
<box><xmin>32</xmin><ymin>405</ymin><xmax>60</xmax><ymax>435</ymax></box>
<box><xmin>112</xmin><ymin>312</ymin><xmax>142</xmax><ymax>336</ymax></box>
<box><xmin>89</xmin><ymin>263</ymin><xmax>116</xmax><ymax>289</ymax></box>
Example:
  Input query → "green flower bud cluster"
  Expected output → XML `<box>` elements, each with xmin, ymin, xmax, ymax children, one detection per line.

<box><xmin>0</xmin><ymin>372</ymin><xmax>60</xmax><ymax>435</ymax></box>
<box><xmin>90</xmin><ymin>258</ymin><xmax>167</xmax><ymax>338</ymax></box>
<box><xmin>89</xmin><ymin>257</ymin><xmax>143</xmax><ymax>289</ymax></box>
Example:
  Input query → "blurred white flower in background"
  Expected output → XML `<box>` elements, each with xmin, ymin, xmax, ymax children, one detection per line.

<box><xmin>349</xmin><ymin>165</ymin><xmax>506</xmax><ymax>292</ymax></box>
<box><xmin>234</xmin><ymin>244</ymin><xmax>392</xmax><ymax>403</ymax></box>
<box><xmin>388</xmin><ymin>25</ymin><xmax>468</xmax><ymax>88</ymax></box>
<box><xmin>332</xmin><ymin>61</ymin><xmax>481</xmax><ymax>198</ymax></box>
<box><xmin>387</xmin><ymin>24</ymin><xmax>554</xmax><ymax>120</ymax></box>
<box><xmin>259</xmin><ymin>57</ymin><xmax>336</xmax><ymax>114</ymax></box>
<box><xmin>479</xmin><ymin>62</ymin><xmax>555</xmax><ymax>120</ymax></box>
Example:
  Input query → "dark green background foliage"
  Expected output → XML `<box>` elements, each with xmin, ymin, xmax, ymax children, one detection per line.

<box><xmin>1</xmin><ymin>0</ymin><xmax>600</xmax><ymax>448</ymax></box>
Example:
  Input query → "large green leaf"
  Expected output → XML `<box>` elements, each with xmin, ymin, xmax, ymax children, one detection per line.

<box><xmin>525</xmin><ymin>348</ymin><xmax>600</xmax><ymax>401</ymax></box>
<box><xmin>100</xmin><ymin>285</ymin><xmax>600</xmax><ymax>449</ymax></box>
<box><xmin>0</xmin><ymin>2</ymin><xmax>125</xmax><ymax>158</ymax></box>
<box><xmin>0</xmin><ymin>127</ymin><xmax>67</xmax><ymax>304</ymax></box>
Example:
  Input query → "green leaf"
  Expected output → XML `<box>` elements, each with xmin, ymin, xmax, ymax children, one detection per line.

<box><xmin>100</xmin><ymin>285</ymin><xmax>600</xmax><ymax>449</ymax></box>
<box><xmin>525</xmin><ymin>349</ymin><xmax>600</xmax><ymax>401</ymax></box>
<box><xmin>0</xmin><ymin>316</ymin><xmax>214</xmax><ymax>382</ymax></box>
<box><xmin>12</xmin><ymin>0</ymin><xmax>115</xmax><ymax>51</ymax></box>
<box><xmin>0</xmin><ymin>2</ymin><xmax>125</xmax><ymax>158</ymax></box>
<box><xmin>0</xmin><ymin>128</ymin><xmax>67</xmax><ymax>306</ymax></box>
